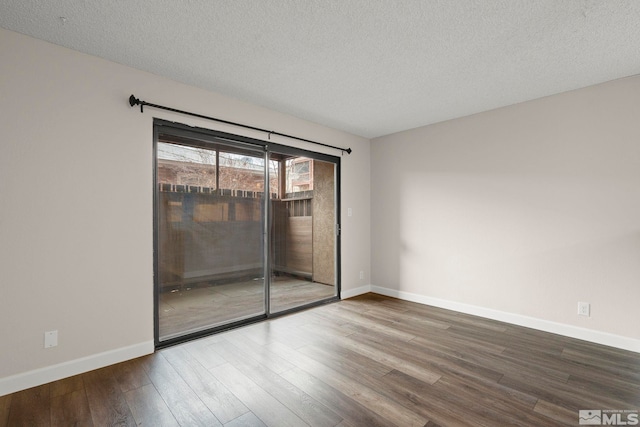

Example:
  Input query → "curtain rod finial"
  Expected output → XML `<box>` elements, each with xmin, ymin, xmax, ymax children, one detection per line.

<box><xmin>129</xmin><ymin>94</ymin><xmax>139</xmax><ymax>107</ymax></box>
<box><xmin>129</xmin><ymin>95</ymin><xmax>145</xmax><ymax>112</ymax></box>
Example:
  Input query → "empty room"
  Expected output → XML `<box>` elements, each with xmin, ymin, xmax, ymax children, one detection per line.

<box><xmin>1</xmin><ymin>1</ymin><xmax>639</xmax><ymax>426</ymax></box>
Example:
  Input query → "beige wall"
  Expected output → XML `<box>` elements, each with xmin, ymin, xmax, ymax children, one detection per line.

<box><xmin>0</xmin><ymin>28</ymin><xmax>371</xmax><ymax>393</ymax></box>
<box><xmin>371</xmin><ymin>76</ymin><xmax>640</xmax><ymax>344</ymax></box>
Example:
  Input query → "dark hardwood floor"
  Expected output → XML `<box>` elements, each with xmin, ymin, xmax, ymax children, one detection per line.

<box><xmin>2</xmin><ymin>293</ymin><xmax>638</xmax><ymax>426</ymax></box>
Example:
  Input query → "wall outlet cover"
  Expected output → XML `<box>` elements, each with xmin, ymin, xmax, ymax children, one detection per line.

<box><xmin>578</xmin><ymin>302</ymin><xmax>590</xmax><ymax>317</ymax></box>
<box><xmin>44</xmin><ymin>330</ymin><xmax>58</xmax><ymax>348</ymax></box>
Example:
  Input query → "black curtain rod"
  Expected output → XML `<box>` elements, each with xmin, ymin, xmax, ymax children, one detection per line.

<box><xmin>129</xmin><ymin>95</ymin><xmax>352</xmax><ymax>155</ymax></box>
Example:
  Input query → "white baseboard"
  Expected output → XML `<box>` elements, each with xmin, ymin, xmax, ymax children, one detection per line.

<box><xmin>341</xmin><ymin>284</ymin><xmax>372</xmax><ymax>299</ymax></box>
<box><xmin>370</xmin><ymin>285</ymin><xmax>640</xmax><ymax>354</ymax></box>
<box><xmin>4</xmin><ymin>286</ymin><xmax>637</xmax><ymax>397</ymax></box>
<box><xmin>0</xmin><ymin>341</ymin><xmax>154</xmax><ymax>397</ymax></box>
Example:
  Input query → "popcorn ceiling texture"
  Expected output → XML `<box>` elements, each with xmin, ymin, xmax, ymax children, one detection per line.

<box><xmin>1</xmin><ymin>0</ymin><xmax>639</xmax><ymax>138</ymax></box>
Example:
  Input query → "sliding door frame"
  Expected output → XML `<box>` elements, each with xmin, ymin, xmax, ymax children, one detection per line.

<box><xmin>153</xmin><ymin>119</ymin><xmax>341</xmax><ymax>348</ymax></box>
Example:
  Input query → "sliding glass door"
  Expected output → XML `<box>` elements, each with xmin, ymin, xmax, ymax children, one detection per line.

<box><xmin>155</xmin><ymin>135</ymin><xmax>267</xmax><ymax>342</ymax></box>
<box><xmin>154</xmin><ymin>121</ymin><xmax>339</xmax><ymax>345</ymax></box>
<box><xmin>270</xmin><ymin>153</ymin><xmax>337</xmax><ymax>313</ymax></box>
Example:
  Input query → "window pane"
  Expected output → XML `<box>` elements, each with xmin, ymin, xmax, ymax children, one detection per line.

<box><xmin>271</xmin><ymin>155</ymin><xmax>336</xmax><ymax>313</ymax></box>
<box><xmin>157</xmin><ymin>139</ymin><xmax>265</xmax><ymax>342</ymax></box>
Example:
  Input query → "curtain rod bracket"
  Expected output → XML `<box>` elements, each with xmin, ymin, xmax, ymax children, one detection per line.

<box><xmin>128</xmin><ymin>94</ymin><xmax>352</xmax><ymax>155</ymax></box>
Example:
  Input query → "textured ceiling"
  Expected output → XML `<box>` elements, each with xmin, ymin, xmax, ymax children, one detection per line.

<box><xmin>1</xmin><ymin>1</ymin><xmax>639</xmax><ymax>138</ymax></box>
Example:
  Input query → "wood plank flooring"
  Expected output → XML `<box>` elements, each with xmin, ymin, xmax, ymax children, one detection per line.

<box><xmin>2</xmin><ymin>293</ymin><xmax>638</xmax><ymax>426</ymax></box>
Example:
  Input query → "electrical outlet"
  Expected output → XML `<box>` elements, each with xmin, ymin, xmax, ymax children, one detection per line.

<box><xmin>578</xmin><ymin>302</ymin><xmax>590</xmax><ymax>317</ymax></box>
<box><xmin>44</xmin><ymin>330</ymin><xmax>58</xmax><ymax>348</ymax></box>
<box><xmin>348</xmin><ymin>208</ymin><xmax>353</xmax><ymax>217</ymax></box>
<box><xmin>359</xmin><ymin>270</ymin><xmax>364</xmax><ymax>280</ymax></box>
